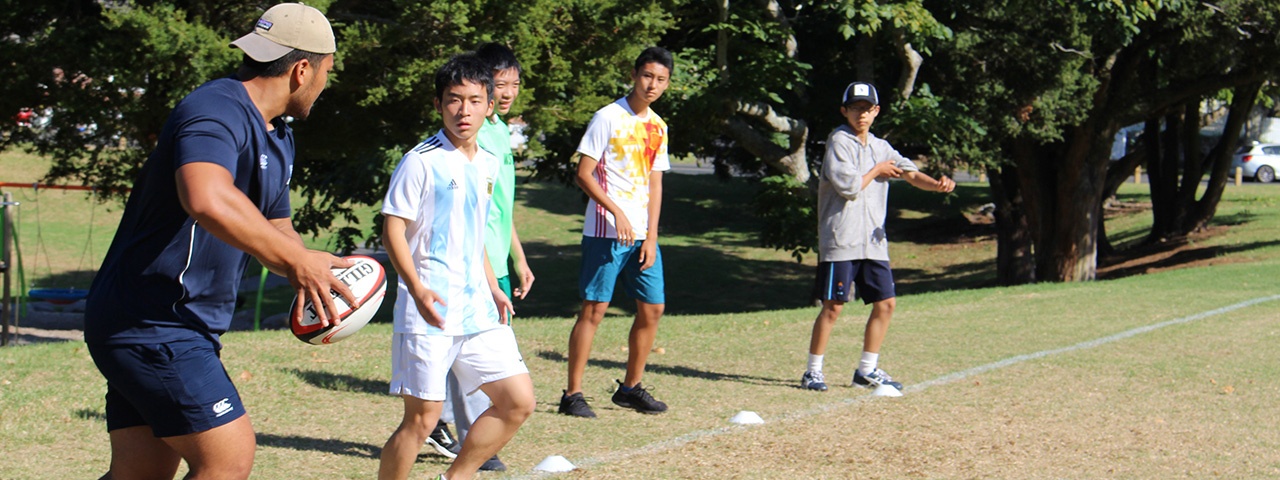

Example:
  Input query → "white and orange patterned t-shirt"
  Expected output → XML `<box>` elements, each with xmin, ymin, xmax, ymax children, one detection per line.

<box><xmin>575</xmin><ymin>97</ymin><xmax>670</xmax><ymax>239</ymax></box>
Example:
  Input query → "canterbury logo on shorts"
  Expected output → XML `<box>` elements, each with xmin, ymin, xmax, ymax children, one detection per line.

<box><xmin>212</xmin><ymin>398</ymin><xmax>234</xmax><ymax>417</ymax></box>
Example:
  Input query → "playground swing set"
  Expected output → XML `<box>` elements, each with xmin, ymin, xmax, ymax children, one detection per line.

<box><xmin>1</xmin><ymin>183</ymin><xmax>96</xmax><ymax>346</ymax></box>
<box><xmin>0</xmin><ymin>183</ymin><xmax>275</xmax><ymax>346</ymax></box>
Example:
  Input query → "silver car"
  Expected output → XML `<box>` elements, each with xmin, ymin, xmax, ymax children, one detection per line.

<box><xmin>1232</xmin><ymin>143</ymin><xmax>1280</xmax><ymax>183</ymax></box>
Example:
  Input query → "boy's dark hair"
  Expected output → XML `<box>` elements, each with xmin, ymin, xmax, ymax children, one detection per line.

<box><xmin>633</xmin><ymin>46</ymin><xmax>674</xmax><ymax>74</ymax></box>
<box><xmin>240</xmin><ymin>50</ymin><xmax>329</xmax><ymax>78</ymax></box>
<box><xmin>475</xmin><ymin>42</ymin><xmax>523</xmax><ymax>76</ymax></box>
<box><xmin>434</xmin><ymin>53</ymin><xmax>495</xmax><ymax>102</ymax></box>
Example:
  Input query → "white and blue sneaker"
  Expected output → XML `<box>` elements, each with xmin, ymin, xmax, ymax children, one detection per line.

<box><xmin>800</xmin><ymin>370</ymin><xmax>828</xmax><ymax>391</ymax></box>
<box><xmin>852</xmin><ymin>368</ymin><xmax>903</xmax><ymax>390</ymax></box>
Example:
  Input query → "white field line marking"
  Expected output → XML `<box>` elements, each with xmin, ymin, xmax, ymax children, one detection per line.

<box><xmin>516</xmin><ymin>294</ymin><xmax>1280</xmax><ymax>478</ymax></box>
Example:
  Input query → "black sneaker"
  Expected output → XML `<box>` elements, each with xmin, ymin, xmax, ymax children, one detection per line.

<box><xmin>610</xmin><ymin>380</ymin><xmax>668</xmax><ymax>414</ymax></box>
<box><xmin>479</xmin><ymin>454</ymin><xmax>507</xmax><ymax>471</ymax></box>
<box><xmin>558</xmin><ymin>390</ymin><xmax>597</xmax><ymax>418</ymax></box>
<box><xmin>425</xmin><ymin>421</ymin><xmax>458</xmax><ymax>459</ymax></box>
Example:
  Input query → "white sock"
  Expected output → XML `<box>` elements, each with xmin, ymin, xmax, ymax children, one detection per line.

<box><xmin>807</xmin><ymin>354</ymin><xmax>824</xmax><ymax>373</ymax></box>
<box><xmin>859</xmin><ymin>352</ymin><xmax>879</xmax><ymax>375</ymax></box>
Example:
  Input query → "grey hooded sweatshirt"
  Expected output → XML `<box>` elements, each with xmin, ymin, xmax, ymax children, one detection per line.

<box><xmin>817</xmin><ymin>124</ymin><xmax>918</xmax><ymax>262</ymax></box>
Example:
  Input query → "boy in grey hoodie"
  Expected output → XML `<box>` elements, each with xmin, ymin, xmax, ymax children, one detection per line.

<box><xmin>800</xmin><ymin>81</ymin><xmax>955</xmax><ymax>393</ymax></box>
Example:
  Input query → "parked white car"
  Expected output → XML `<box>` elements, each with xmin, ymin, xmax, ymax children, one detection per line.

<box><xmin>1232</xmin><ymin>143</ymin><xmax>1280</xmax><ymax>183</ymax></box>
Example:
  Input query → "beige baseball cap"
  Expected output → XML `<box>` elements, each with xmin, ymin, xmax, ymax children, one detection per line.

<box><xmin>230</xmin><ymin>3</ymin><xmax>336</xmax><ymax>62</ymax></box>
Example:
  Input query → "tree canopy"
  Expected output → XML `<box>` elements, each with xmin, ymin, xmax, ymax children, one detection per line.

<box><xmin>3</xmin><ymin>0</ymin><xmax>1279</xmax><ymax>282</ymax></box>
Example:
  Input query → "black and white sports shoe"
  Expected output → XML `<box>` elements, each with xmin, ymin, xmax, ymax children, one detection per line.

<box><xmin>425</xmin><ymin>421</ymin><xmax>458</xmax><ymax>459</ymax></box>
<box><xmin>610</xmin><ymin>380</ymin><xmax>668</xmax><ymax>414</ymax></box>
<box><xmin>558</xmin><ymin>390</ymin><xmax>597</xmax><ymax>418</ymax></box>
<box><xmin>479</xmin><ymin>454</ymin><xmax>507</xmax><ymax>471</ymax></box>
<box><xmin>800</xmin><ymin>370</ymin><xmax>829</xmax><ymax>391</ymax></box>
<box><xmin>852</xmin><ymin>368</ymin><xmax>903</xmax><ymax>390</ymax></box>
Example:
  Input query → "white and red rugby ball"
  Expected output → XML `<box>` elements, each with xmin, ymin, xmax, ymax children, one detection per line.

<box><xmin>290</xmin><ymin>255</ymin><xmax>387</xmax><ymax>345</ymax></box>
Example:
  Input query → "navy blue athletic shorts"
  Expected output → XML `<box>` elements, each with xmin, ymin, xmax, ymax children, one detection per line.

<box><xmin>88</xmin><ymin>337</ymin><xmax>245</xmax><ymax>437</ymax></box>
<box><xmin>814</xmin><ymin>259</ymin><xmax>896</xmax><ymax>304</ymax></box>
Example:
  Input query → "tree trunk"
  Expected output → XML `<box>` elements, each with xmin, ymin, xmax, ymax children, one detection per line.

<box><xmin>1100</xmin><ymin>148</ymin><xmax>1146</xmax><ymax>256</ymax></box>
<box><xmin>855</xmin><ymin>34</ymin><xmax>874</xmax><ymax>81</ymax></box>
<box><xmin>1146</xmin><ymin>111</ymin><xmax>1180</xmax><ymax>242</ymax></box>
<box><xmin>716</xmin><ymin>0</ymin><xmax>729</xmax><ymax>72</ymax></box>
<box><xmin>990</xmin><ymin>164</ymin><xmax>1035</xmax><ymax>284</ymax></box>
<box><xmin>891</xmin><ymin>28</ymin><xmax>922</xmax><ymax>101</ymax></box>
<box><xmin>721</xmin><ymin>1</ymin><xmax>810</xmax><ymax>183</ymax></box>
<box><xmin>1009</xmin><ymin>137</ymin><xmax>1049</xmax><ymax>277</ymax></box>
<box><xmin>1184</xmin><ymin>81</ymin><xmax>1263</xmax><ymax>231</ymax></box>
<box><xmin>724</xmin><ymin>101</ymin><xmax>809</xmax><ymax>182</ymax></box>
<box><xmin>1043</xmin><ymin>126</ymin><xmax>1110</xmax><ymax>281</ymax></box>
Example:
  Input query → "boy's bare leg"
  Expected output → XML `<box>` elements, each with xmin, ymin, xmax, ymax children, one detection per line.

<box><xmin>445</xmin><ymin>374</ymin><xmax>535</xmax><ymax>480</ymax></box>
<box><xmin>808</xmin><ymin>300</ymin><xmax>845</xmax><ymax>355</ymax></box>
<box><xmin>862</xmin><ymin>297</ymin><xmax>896</xmax><ymax>354</ymax></box>
<box><xmin>622</xmin><ymin>301</ymin><xmax>664</xmax><ymax>386</ymax></box>
<box><xmin>378</xmin><ymin>396</ymin><xmax>443</xmax><ymax>480</ymax></box>
<box><xmin>567</xmin><ymin>300</ymin><xmax>609</xmax><ymax>394</ymax></box>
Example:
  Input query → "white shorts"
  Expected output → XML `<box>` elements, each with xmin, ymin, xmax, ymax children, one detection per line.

<box><xmin>389</xmin><ymin>326</ymin><xmax>527</xmax><ymax>401</ymax></box>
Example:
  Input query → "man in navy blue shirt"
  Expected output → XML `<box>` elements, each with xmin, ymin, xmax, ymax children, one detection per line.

<box><xmin>84</xmin><ymin>4</ymin><xmax>352</xmax><ymax>479</ymax></box>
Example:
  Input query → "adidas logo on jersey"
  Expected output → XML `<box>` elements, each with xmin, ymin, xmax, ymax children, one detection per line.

<box><xmin>448</xmin><ymin>179</ymin><xmax>460</xmax><ymax>190</ymax></box>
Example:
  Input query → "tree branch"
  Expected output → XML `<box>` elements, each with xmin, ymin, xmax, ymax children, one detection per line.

<box><xmin>725</xmin><ymin>115</ymin><xmax>809</xmax><ymax>182</ymax></box>
<box><xmin>892</xmin><ymin>28</ymin><xmax>923</xmax><ymax>101</ymax></box>
<box><xmin>733</xmin><ymin>100</ymin><xmax>806</xmax><ymax>137</ymax></box>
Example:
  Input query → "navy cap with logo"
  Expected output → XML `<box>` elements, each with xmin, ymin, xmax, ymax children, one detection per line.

<box><xmin>841</xmin><ymin>82</ymin><xmax>879</xmax><ymax>106</ymax></box>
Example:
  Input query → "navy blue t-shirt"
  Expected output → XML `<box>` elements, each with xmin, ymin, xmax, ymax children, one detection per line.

<box><xmin>85</xmin><ymin>77</ymin><xmax>294</xmax><ymax>346</ymax></box>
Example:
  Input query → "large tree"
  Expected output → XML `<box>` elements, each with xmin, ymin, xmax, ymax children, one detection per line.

<box><xmin>928</xmin><ymin>0</ymin><xmax>1280</xmax><ymax>282</ymax></box>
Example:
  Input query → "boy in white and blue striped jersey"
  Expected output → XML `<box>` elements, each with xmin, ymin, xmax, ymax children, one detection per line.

<box><xmin>377</xmin><ymin>53</ymin><xmax>535</xmax><ymax>480</ymax></box>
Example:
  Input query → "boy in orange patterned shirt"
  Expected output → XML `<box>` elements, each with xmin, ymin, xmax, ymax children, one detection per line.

<box><xmin>558</xmin><ymin>47</ymin><xmax>673</xmax><ymax>418</ymax></box>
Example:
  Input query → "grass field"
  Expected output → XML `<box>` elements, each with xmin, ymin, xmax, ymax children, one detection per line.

<box><xmin>2</xmin><ymin>261</ymin><xmax>1278</xmax><ymax>478</ymax></box>
<box><xmin>3</xmin><ymin>149</ymin><xmax>1280</xmax><ymax>478</ymax></box>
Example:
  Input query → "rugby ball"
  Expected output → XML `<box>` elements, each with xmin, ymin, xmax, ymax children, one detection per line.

<box><xmin>290</xmin><ymin>255</ymin><xmax>387</xmax><ymax>345</ymax></box>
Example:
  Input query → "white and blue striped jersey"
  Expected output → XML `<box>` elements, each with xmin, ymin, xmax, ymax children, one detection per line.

<box><xmin>382</xmin><ymin>131</ymin><xmax>500</xmax><ymax>336</ymax></box>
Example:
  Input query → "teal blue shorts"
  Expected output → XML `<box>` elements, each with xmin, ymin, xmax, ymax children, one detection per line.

<box><xmin>496</xmin><ymin>275</ymin><xmax>512</xmax><ymax>298</ymax></box>
<box><xmin>579</xmin><ymin>236</ymin><xmax>665</xmax><ymax>304</ymax></box>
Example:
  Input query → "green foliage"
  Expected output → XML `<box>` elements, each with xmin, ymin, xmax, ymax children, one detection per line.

<box><xmin>878</xmin><ymin>84</ymin><xmax>994</xmax><ymax>172</ymax></box>
<box><xmin>754</xmin><ymin>175</ymin><xmax>815</xmax><ymax>262</ymax></box>
<box><xmin>506</xmin><ymin>0</ymin><xmax>677</xmax><ymax>182</ymax></box>
<box><xmin>819</xmin><ymin>0</ymin><xmax>952</xmax><ymax>51</ymax></box>
<box><xmin>1</xmin><ymin>2</ymin><xmax>244</xmax><ymax>196</ymax></box>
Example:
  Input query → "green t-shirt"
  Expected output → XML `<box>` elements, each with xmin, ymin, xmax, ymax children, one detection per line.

<box><xmin>479</xmin><ymin>115</ymin><xmax>516</xmax><ymax>278</ymax></box>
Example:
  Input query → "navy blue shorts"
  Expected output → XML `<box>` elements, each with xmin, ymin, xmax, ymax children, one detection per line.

<box><xmin>579</xmin><ymin>236</ymin><xmax>665</xmax><ymax>304</ymax></box>
<box><xmin>814</xmin><ymin>260</ymin><xmax>896</xmax><ymax>304</ymax></box>
<box><xmin>88</xmin><ymin>337</ymin><xmax>245</xmax><ymax>437</ymax></box>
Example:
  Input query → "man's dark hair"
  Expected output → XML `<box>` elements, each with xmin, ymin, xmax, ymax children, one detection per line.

<box><xmin>240</xmin><ymin>50</ymin><xmax>329</xmax><ymax>78</ymax></box>
<box><xmin>475</xmin><ymin>42</ymin><xmax>522</xmax><ymax>76</ymax></box>
<box><xmin>435</xmin><ymin>53</ymin><xmax>494</xmax><ymax>101</ymax></box>
<box><xmin>633</xmin><ymin>46</ymin><xmax>674</xmax><ymax>74</ymax></box>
